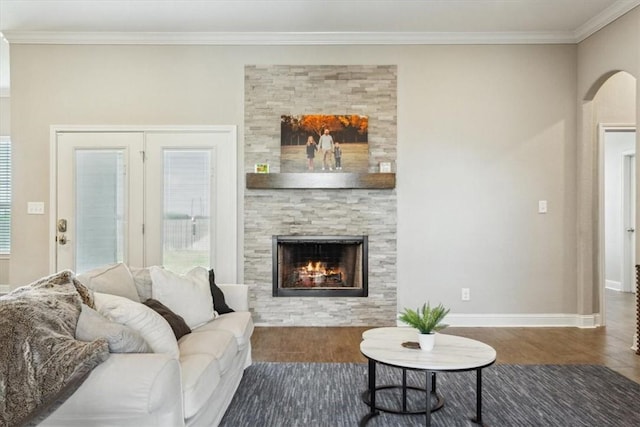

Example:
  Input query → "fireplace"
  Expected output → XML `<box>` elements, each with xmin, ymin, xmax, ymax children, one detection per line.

<box><xmin>272</xmin><ymin>235</ymin><xmax>368</xmax><ymax>297</ymax></box>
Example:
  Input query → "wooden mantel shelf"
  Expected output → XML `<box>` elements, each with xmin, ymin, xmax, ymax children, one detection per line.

<box><xmin>246</xmin><ymin>172</ymin><xmax>395</xmax><ymax>189</ymax></box>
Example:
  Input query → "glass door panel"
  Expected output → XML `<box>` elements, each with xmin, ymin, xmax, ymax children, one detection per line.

<box><xmin>162</xmin><ymin>150</ymin><xmax>211</xmax><ymax>273</ymax></box>
<box><xmin>75</xmin><ymin>150</ymin><xmax>125</xmax><ymax>272</ymax></box>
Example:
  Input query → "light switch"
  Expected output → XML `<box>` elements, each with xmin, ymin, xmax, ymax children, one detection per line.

<box><xmin>538</xmin><ymin>200</ymin><xmax>548</xmax><ymax>214</ymax></box>
<box><xmin>27</xmin><ymin>202</ymin><xmax>45</xmax><ymax>215</ymax></box>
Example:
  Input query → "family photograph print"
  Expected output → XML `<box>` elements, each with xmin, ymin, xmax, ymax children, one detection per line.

<box><xmin>280</xmin><ymin>114</ymin><xmax>369</xmax><ymax>173</ymax></box>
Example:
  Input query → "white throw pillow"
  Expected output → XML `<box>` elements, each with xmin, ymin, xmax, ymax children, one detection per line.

<box><xmin>77</xmin><ymin>263</ymin><xmax>140</xmax><ymax>302</ymax></box>
<box><xmin>150</xmin><ymin>266</ymin><xmax>215</xmax><ymax>329</ymax></box>
<box><xmin>76</xmin><ymin>303</ymin><xmax>151</xmax><ymax>353</ymax></box>
<box><xmin>93</xmin><ymin>292</ymin><xmax>179</xmax><ymax>359</ymax></box>
<box><xmin>129</xmin><ymin>266</ymin><xmax>153</xmax><ymax>301</ymax></box>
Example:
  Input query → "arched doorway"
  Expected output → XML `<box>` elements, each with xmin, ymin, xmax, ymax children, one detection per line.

<box><xmin>580</xmin><ymin>70</ymin><xmax>637</xmax><ymax>345</ymax></box>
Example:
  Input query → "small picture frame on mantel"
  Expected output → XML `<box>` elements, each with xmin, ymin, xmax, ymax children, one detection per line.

<box><xmin>379</xmin><ymin>162</ymin><xmax>392</xmax><ymax>173</ymax></box>
<box><xmin>254</xmin><ymin>163</ymin><xmax>270</xmax><ymax>173</ymax></box>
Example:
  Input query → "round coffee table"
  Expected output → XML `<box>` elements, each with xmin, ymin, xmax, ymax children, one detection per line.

<box><xmin>360</xmin><ymin>327</ymin><xmax>496</xmax><ymax>426</ymax></box>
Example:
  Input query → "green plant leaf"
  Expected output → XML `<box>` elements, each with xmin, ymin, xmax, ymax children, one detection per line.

<box><xmin>398</xmin><ymin>302</ymin><xmax>450</xmax><ymax>334</ymax></box>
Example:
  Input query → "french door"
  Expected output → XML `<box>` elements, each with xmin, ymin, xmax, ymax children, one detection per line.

<box><xmin>53</xmin><ymin>127</ymin><xmax>237</xmax><ymax>281</ymax></box>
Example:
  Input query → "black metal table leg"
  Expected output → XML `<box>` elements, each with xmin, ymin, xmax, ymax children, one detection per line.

<box><xmin>360</xmin><ymin>359</ymin><xmax>379</xmax><ymax>426</ymax></box>
<box><xmin>472</xmin><ymin>367</ymin><xmax>487</xmax><ymax>426</ymax></box>
<box><xmin>402</xmin><ymin>368</ymin><xmax>407</xmax><ymax>412</ymax></box>
<box><xmin>425</xmin><ymin>370</ymin><xmax>432</xmax><ymax>427</ymax></box>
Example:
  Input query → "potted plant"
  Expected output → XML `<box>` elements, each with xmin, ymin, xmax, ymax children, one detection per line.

<box><xmin>398</xmin><ymin>302</ymin><xmax>450</xmax><ymax>351</ymax></box>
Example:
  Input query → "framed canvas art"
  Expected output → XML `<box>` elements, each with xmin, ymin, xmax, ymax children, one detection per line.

<box><xmin>280</xmin><ymin>114</ymin><xmax>369</xmax><ymax>173</ymax></box>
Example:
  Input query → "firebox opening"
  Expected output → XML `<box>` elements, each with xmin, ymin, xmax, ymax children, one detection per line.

<box><xmin>273</xmin><ymin>235</ymin><xmax>368</xmax><ymax>297</ymax></box>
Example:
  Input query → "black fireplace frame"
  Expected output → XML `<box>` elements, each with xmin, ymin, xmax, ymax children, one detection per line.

<box><xmin>272</xmin><ymin>235</ymin><xmax>368</xmax><ymax>297</ymax></box>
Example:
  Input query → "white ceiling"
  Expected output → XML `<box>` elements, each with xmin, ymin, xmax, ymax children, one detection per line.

<box><xmin>0</xmin><ymin>0</ymin><xmax>639</xmax><ymax>93</ymax></box>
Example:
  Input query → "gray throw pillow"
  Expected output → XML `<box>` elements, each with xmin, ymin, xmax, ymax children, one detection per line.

<box><xmin>75</xmin><ymin>303</ymin><xmax>152</xmax><ymax>353</ymax></box>
<box><xmin>129</xmin><ymin>266</ymin><xmax>153</xmax><ymax>301</ymax></box>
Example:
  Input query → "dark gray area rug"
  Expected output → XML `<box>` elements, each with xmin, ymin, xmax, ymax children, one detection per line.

<box><xmin>219</xmin><ymin>362</ymin><xmax>640</xmax><ymax>427</ymax></box>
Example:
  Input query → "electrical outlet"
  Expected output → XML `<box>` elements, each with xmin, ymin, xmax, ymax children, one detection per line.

<box><xmin>461</xmin><ymin>288</ymin><xmax>470</xmax><ymax>301</ymax></box>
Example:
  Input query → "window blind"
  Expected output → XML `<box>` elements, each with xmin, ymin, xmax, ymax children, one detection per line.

<box><xmin>162</xmin><ymin>150</ymin><xmax>211</xmax><ymax>273</ymax></box>
<box><xmin>0</xmin><ymin>139</ymin><xmax>11</xmax><ymax>254</ymax></box>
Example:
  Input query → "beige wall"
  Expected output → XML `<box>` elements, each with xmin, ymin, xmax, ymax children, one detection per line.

<box><xmin>397</xmin><ymin>45</ymin><xmax>577</xmax><ymax>314</ymax></box>
<box><xmin>0</xmin><ymin>97</ymin><xmax>9</xmax><ymax>135</ymax></box>
<box><xmin>9</xmin><ymin>43</ymin><xmax>579</xmax><ymax>319</ymax></box>
<box><xmin>576</xmin><ymin>6</ymin><xmax>639</xmax><ymax>314</ymax></box>
<box><xmin>593</xmin><ymin>72</ymin><xmax>636</xmax><ymax>125</ymax></box>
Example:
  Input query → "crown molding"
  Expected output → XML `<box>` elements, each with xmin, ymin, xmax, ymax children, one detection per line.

<box><xmin>2</xmin><ymin>1</ymin><xmax>638</xmax><ymax>46</ymax></box>
<box><xmin>575</xmin><ymin>0</ymin><xmax>640</xmax><ymax>42</ymax></box>
<box><xmin>2</xmin><ymin>30</ymin><xmax>579</xmax><ymax>45</ymax></box>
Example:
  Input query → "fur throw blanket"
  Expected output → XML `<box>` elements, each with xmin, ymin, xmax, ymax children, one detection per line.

<box><xmin>0</xmin><ymin>271</ymin><xmax>110</xmax><ymax>427</ymax></box>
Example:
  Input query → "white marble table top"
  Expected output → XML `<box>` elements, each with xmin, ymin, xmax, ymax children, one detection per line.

<box><xmin>360</xmin><ymin>327</ymin><xmax>496</xmax><ymax>371</ymax></box>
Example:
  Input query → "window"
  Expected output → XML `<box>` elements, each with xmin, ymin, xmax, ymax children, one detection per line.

<box><xmin>0</xmin><ymin>138</ymin><xmax>10</xmax><ymax>254</ymax></box>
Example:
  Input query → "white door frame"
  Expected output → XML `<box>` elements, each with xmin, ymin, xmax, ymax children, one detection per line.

<box><xmin>598</xmin><ymin>123</ymin><xmax>636</xmax><ymax>326</ymax></box>
<box><xmin>49</xmin><ymin>125</ymin><xmax>238</xmax><ymax>281</ymax></box>
<box><xmin>622</xmin><ymin>150</ymin><xmax>636</xmax><ymax>293</ymax></box>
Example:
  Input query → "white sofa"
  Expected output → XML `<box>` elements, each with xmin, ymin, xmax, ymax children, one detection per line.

<box><xmin>40</xmin><ymin>266</ymin><xmax>254</xmax><ymax>427</ymax></box>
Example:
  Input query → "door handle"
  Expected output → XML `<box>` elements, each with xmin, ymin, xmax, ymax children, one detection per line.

<box><xmin>57</xmin><ymin>234</ymin><xmax>68</xmax><ymax>245</ymax></box>
<box><xmin>626</xmin><ymin>228</ymin><xmax>635</xmax><ymax>233</ymax></box>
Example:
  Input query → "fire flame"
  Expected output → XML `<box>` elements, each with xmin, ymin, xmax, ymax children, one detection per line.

<box><xmin>305</xmin><ymin>260</ymin><xmax>326</xmax><ymax>273</ymax></box>
<box><xmin>290</xmin><ymin>260</ymin><xmax>345</xmax><ymax>287</ymax></box>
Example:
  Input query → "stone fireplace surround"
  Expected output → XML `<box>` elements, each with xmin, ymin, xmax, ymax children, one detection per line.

<box><xmin>244</xmin><ymin>65</ymin><xmax>397</xmax><ymax>326</ymax></box>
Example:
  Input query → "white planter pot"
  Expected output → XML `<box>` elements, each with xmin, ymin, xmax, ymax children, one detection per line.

<box><xmin>418</xmin><ymin>333</ymin><xmax>436</xmax><ymax>351</ymax></box>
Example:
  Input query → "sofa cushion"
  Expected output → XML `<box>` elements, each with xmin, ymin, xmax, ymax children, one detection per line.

<box><xmin>179</xmin><ymin>328</ymin><xmax>238</xmax><ymax>374</ymax></box>
<box><xmin>150</xmin><ymin>266</ymin><xmax>215</xmax><ymax>329</ymax></box>
<box><xmin>208</xmin><ymin>269</ymin><xmax>234</xmax><ymax>314</ymax></box>
<box><xmin>76</xmin><ymin>303</ymin><xmax>151</xmax><ymax>353</ymax></box>
<box><xmin>94</xmin><ymin>292</ymin><xmax>179</xmax><ymax>359</ymax></box>
<box><xmin>179</xmin><ymin>354</ymin><xmax>221</xmax><ymax>419</ymax></box>
<box><xmin>143</xmin><ymin>298</ymin><xmax>191</xmax><ymax>340</ymax></box>
<box><xmin>78</xmin><ymin>263</ymin><xmax>140</xmax><ymax>302</ymax></box>
<box><xmin>194</xmin><ymin>311</ymin><xmax>254</xmax><ymax>350</ymax></box>
<box><xmin>178</xmin><ymin>328</ymin><xmax>238</xmax><ymax>418</ymax></box>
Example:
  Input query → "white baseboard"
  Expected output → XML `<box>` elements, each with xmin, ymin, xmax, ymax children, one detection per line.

<box><xmin>0</xmin><ymin>284</ymin><xmax>10</xmax><ymax>294</ymax></box>
<box><xmin>397</xmin><ymin>313</ymin><xmax>599</xmax><ymax>328</ymax></box>
<box><xmin>255</xmin><ymin>313</ymin><xmax>601</xmax><ymax>328</ymax></box>
<box><xmin>605</xmin><ymin>280</ymin><xmax>622</xmax><ymax>291</ymax></box>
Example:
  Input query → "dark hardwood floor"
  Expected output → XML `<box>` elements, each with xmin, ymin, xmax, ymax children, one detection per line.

<box><xmin>252</xmin><ymin>289</ymin><xmax>640</xmax><ymax>383</ymax></box>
